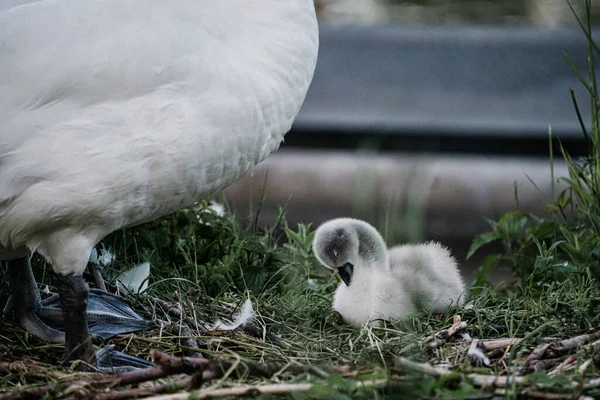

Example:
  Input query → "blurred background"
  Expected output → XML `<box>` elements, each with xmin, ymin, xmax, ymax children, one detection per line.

<box><xmin>314</xmin><ymin>0</ymin><xmax>600</xmax><ymax>26</ymax></box>
<box><xmin>223</xmin><ymin>0</ymin><xmax>600</xmax><ymax>283</ymax></box>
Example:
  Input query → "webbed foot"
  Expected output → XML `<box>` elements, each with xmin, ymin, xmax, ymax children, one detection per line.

<box><xmin>3</xmin><ymin>258</ymin><xmax>153</xmax><ymax>372</ymax></box>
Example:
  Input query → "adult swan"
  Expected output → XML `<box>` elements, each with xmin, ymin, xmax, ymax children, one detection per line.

<box><xmin>0</xmin><ymin>0</ymin><xmax>319</xmax><ymax>370</ymax></box>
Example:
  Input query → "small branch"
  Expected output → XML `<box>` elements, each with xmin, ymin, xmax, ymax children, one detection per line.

<box><xmin>112</xmin><ymin>350</ymin><xmax>354</xmax><ymax>387</ymax></box>
<box><xmin>394</xmin><ymin>356</ymin><xmax>453</xmax><ymax>377</ymax></box>
<box><xmin>582</xmin><ymin>376</ymin><xmax>600</xmax><ymax>390</ymax></box>
<box><xmin>531</xmin><ymin>358</ymin><xmax>562</xmax><ymax>372</ymax></box>
<box><xmin>141</xmin><ymin>379</ymin><xmax>389</xmax><ymax>400</ymax></box>
<box><xmin>518</xmin><ymin>343</ymin><xmax>551</xmax><ymax>374</ymax></box>
<box><xmin>0</xmin><ymin>360</ymin><xmax>49</xmax><ymax>375</ymax></box>
<box><xmin>552</xmin><ymin>330</ymin><xmax>600</xmax><ymax>353</ymax></box>
<box><xmin>548</xmin><ymin>355</ymin><xmax>577</xmax><ymax>377</ymax></box>
<box><xmin>486</xmin><ymin>348</ymin><xmax>508</xmax><ymax>360</ymax></box>
<box><xmin>0</xmin><ymin>351</ymin><xmax>357</xmax><ymax>400</ymax></box>
<box><xmin>446</xmin><ymin>315</ymin><xmax>466</xmax><ymax>335</ymax></box>
<box><xmin>467</xmin><ymin>374</ymin><xmax>527</xmax><ymax>389</ymax></box>
<box><xmin>394</xmin><ymin>357</ymin><xmax>527</xmax><ymax>390</ymax></box>
<box><xmin>93</xmin><ymin>378</ymin><xmax>191</xmax><ymax>400</ymax></box>
<box><xmin>582</xmin><ymin>338</ymin><xmax>600</xmax><ymax>350</ymax></box>
<box><xmin>479</xmin><ymin>338</ymin><xmax>522</xmax><ymax>352</ymax></box>
<box><xmin>425</xmin><ymin>315</ymin><xmax>469</xmax><ymax>347</ymax></box>
<box><xmin>0</xmin><ymin>383</ymin><xmax>70</xmax><ymax>400</ymax></box>
<box><xmin>518</xmin><ymin>390</ymin><xmax>579</xmax><ymax>400</ymax></box>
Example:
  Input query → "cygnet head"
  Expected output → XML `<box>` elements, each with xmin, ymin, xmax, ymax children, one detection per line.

<box><xmin>312</xmin><ymin>218</ymin><xmax>388</xmax><ymax>287</ymax></box>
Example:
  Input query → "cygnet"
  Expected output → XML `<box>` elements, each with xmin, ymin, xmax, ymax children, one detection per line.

<box><xmin>312</xmin><ymin>218</ymin><xmax>466</xmax><ymax>326</ymax></box>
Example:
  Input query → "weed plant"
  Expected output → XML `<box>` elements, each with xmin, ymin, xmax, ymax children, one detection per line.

<box><xmin>469</xmin><ymin>0</ymin><xmax>600</xmax><ymax>292</ymax></box>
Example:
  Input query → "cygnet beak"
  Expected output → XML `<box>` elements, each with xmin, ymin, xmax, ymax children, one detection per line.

<box><xmin>337</xmin><ymin>262</ymin><xmax>353</xmax><ymax>286</ymax></box>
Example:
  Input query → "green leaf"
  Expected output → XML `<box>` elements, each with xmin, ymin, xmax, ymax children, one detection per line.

<box><xmin>496</xmin><ymin>212</ymin><xmax>529</xmax><ymax>238</ymax></box>
<box><xmin>526</xmin><ymin>220</ymin><xmax>558</xmax><ymax>241</ymax></box>
<box><xmin>467</xmin><ymin>232</ymin><xmax>499</xmax><ymax>259</ymax></box>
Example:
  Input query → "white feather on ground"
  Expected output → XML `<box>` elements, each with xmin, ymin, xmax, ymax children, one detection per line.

<box><xmin>210</xmin><ymin>298</ymin><xmax>255</xmax><ymax>331</ymax></box>
<box><xmin>116</xmin><ymin>262</ymin><xmax>150</xmax><ymax>294</ymax></box>
<box><xmin>468</xmin><ymin>340</ymin><xmax>491</xmax><ymax>367</ymax></box>
<box><xmin>89</xmin><ymin>246</ymin><xmax>116</xmax><ymax>267</ymax></box>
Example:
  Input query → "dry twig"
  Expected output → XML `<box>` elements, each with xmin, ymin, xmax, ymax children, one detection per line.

<box><xmin>548</xmin><ymin>355</ymin><xmax>577</xmax><ymax>377</ymax></box>
<box><xmin>92</xmin><ymin>378</ymin><xmax>191</xmax><ymax>400</ymax></box>
<box><xmin>550</xmin><ymin>331</ymin><xmax>600</xmax><ymax>355</ymax></box>
<box><xmin>426</xmin><ymin>315</ymin><xmax>469</xmax><ymax>348</ymax></box>
<box><xmin>479</xmin><ymin>338</ymin><xmax>523</xmax><ymax>352</ymax></box>
<box><xmin>518</xmin><ymin>343</ymin><xmax>552</xmax><ymax>374</ymax></box>
<box><xmin>518</xmin><ymin>390</ymin><xmax>579</xmax><ymax>400</ymax></box>
<box><xmin>0</xmin><ymin>350</ymin><xmax>357</xmax><ymax>400</ymax></box>
<box><xmin>140</xmin><ymin>379</ymin><xmax>389</xmax><ymax>400</ymax></box>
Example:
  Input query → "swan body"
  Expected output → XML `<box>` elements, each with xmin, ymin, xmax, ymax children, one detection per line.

<box><xmin>313</xmin><ymin>218</ymin><xmax>465</xmax><ymax>326</ymax></box>
<box><xmin>0</xmin><ymin>0</ymin><xmax>318</xmax><ymax>270</ymax></box>
<box><xmin>1</xmin><ymin>0</ymin><xmax>318</xmax><ymax>368</ymax></box>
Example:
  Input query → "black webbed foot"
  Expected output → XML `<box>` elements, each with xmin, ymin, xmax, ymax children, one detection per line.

<box><xmin>3</xmin><ymin>257</ymin><xmax>154</xmax><ymax>372</ymax></box>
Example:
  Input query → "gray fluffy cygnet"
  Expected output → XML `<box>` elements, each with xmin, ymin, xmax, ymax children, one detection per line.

<box><xmin>312</xmin><ymin>218</ymin><xmax>466</xmax><ymax>326</ymax></box>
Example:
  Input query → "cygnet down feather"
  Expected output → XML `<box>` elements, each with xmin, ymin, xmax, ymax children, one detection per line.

<box><xmin>312</xmin><ymin>218</ymin><xmax>466</xmax><ymax>326</ymax></box>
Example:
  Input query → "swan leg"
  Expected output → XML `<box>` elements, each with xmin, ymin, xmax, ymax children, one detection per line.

<box><xmin>3</xmin><ymin>258</ymin><xmax>66</xmax><ymax>343</ymax></box>
<box><xmin>3</xmin><ymin>257</ymin><xmax>153</xmax><ymax>371</ymax></box>
<box><xmin>3</xmin><ymin>258</ymin><xmax>41</xmax><ymax>320</ymax></box>
<box><xmin>4</xmin><ymin>257</ymin><xmax>152</xmax><ymax>341</ymax></box>
<box><xmin>54</xmin><ymin>274</ymin><xmax>154</xmax><ymax>372</ymax></box>
<box><xmin>54</xmin><ymin>273</ymin><xmax>97</xmax><ymax>370</ymax></box>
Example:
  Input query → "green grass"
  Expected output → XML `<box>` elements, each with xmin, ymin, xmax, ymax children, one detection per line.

<box><xmin>2</xmin><ymin>198</ymin><xmax>600</xmax><ymax>399</ymax></box>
